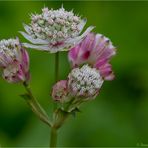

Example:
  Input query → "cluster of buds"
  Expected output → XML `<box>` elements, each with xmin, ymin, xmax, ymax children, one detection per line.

<box><xmin>52</xmin><ymin>32</ymin><xmax>116</xmax><ymax>112</ymax></box>
<box><xmin>20</xmin><ymin>7</ymin><xmax>94</xmax><ymax>53</ymax></box>
<box><xmin>68</xmin><ymin>65</ymin><xmax>103</xmax><ymax>100</ymax></box>
<box><xmin>0</xmin><ymin>38</ymin><xmax>30</xmax><ymax>83</ymax></box>
<box><xmin>30</xmin><ymin>7</ymin><xmax>81</xmax><ymax>41</ymax></box>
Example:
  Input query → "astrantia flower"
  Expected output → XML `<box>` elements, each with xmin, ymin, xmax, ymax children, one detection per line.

<box><xmin>52</xmin><ymin>80</ymin><xmax>68</xmax><ymax>102</ymax></box>
<box><xmin>0</xmin><ymin>38</ymin><xmax>30</xmax><ymax>83</ymax></box>
<box><xmin>68</xmin><ymin>33</ymin><xmax>116</xmax><ymax>80</ymax></box>
<box><xmin>20</xmin><ymin>7</ymin><xmax>94</xmax><ymax>53</ymax></box>
<box><xmin>68</xmin><ymin>65</ymin><xmax>103</xmax><ymax>100</ymax></box>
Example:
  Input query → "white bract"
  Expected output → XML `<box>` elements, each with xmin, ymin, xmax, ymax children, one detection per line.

<box><xmin>68</xmin><ymin>65</ymin><xmax>103</xmax><ymax>99</ymax></box>
<box><xmin>20</xmin><ymin>7</ymin><xmax>94</xmax><ymax>53</ymax></box>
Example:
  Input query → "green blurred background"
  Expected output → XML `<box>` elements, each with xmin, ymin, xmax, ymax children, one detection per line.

<box><xmin>0</xmin><ymin>1</ymin><xmax>148</xmax><ymax>147</ymax></box>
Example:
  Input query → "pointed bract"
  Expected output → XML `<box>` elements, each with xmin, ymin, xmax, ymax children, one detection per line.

<box><xmin>68</xmin><ymin>33</ymin><xmax>116</xmax><ymax>80</ymax></box>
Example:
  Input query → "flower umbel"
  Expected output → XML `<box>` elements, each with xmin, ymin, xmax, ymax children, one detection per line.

<box><xmin>20</xmin><ymin>7</ymin><xmax>94</xmax><ymax>53</ymax></box>
<box><xmin>68</xmin><ymin>64</ymin><xmax>103</xmax><ymax>100</ymax></box>
<box><xmin>68</xmin><ymin>33</ymin><xmax>116</xmax><ymax>80</ymax></box>
<box><xmin>0</xmin><ymin>38</ymin><xmax>30</xmax><ymax>83</ymax></box>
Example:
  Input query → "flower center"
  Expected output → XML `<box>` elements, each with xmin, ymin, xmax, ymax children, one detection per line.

<box><xmin>68</xmin><ymin>65</ymin><xmax>104</xmax><ymax>99</ymax></box>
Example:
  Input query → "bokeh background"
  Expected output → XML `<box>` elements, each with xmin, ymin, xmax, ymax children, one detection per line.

<box><xmin>0</xmin><ymin>1</ymin><xmax>148</xmax><ymax>147</ymax></box>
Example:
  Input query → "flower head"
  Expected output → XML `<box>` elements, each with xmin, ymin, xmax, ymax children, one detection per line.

<box><xmin>68</xmin><ymin>33</ymin><xmax>116</xmax><ymax>80</ymax></box>
<box><xmin>52</xmin><ymin>80</ymin><xmax>68</xmax><ymax>102</ymax></box>
<box><xmin>20</xmin><ymin>7</ymin><xmax>94</xmax><ymax>53</ymax></box>
<box><xmin>68</xmin><ymin>65</ymin><xmax>103</xmax><ymax>100</ymax></box>
<box><xmin>0</xmin><ymin>38</ymin><xmax>30</xmax><ymax>83</ymax></box>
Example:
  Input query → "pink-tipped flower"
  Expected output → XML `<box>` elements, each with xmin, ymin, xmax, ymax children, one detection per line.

<box><xmin>68</xmin><ymin>65</ymin><xmax>103</xmax><ymax>100</ymax></box>
<box><xmin>20</xmin><ymin>6</ymin><xmax>94</xmax><ymax>53</ymax></box>
<box><xmin>52</xmin><ymin>80</ymin><xmax>68</xmax><ymax>102</ymax></box>
<box><xmin>68</xmin><ymin>33</ymin><xmax>116</xmax><ymax>80</ymax></box>
<box><xmin>0</xmin><ymin>38</ymin><xmax>30</xmax><ymax>83</ymax></box>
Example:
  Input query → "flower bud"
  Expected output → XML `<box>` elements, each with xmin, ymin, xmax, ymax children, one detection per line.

<box><xmin>0</xmin><ymin>38</ymin><xmax>30</xmax><ymax>83</ymax></box>
<box><xmin>52</xmin><ymin>80</ymin><xmax>68</xmax><ymax>102</ymax></box>
<box><xmin>68</xmin><ymin>65</ymin><xmax>103</xmax><ymax>100</ymax></box>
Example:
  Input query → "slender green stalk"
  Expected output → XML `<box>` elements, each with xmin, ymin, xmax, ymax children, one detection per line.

<box><xmin>23</xmin><ymin>82</ymin><xmax>52</xmax><ymax>127</ymax></box>
<box><xmin>55</xmin><ymin>52</ymin><xmax>59</xmax><ymax>82</ymax></box>
<box><xmin>53</xmin><ymin>52</ymin><xmax>59</xmax><ymax>110</ymax></box>
<box><xmin>50</xmin><ymin>109</ymin><xmax>69</xmax><ymax>147</ymax></box>
<box><xmin>50</xmin><ymin>52</ymin><xmax>60</xmax><ymax>148</ymax></box>
<box><xmin>50</xmin><ymin>127</ymin><xmax>57</xmax><ymax>148</ymax></box>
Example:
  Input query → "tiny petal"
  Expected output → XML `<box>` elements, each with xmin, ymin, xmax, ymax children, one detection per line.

<box><xmin>19</xmin><ymin>31</ymin><xmax>49</xmax><ymax>44</ymax></box>
<box><xmin>65</xmin><ymin>26</ymin><xmax>94</xmax><ymax>45</ymax></box>
<box><xmin>22</xmin><ymin>43</ymin><xmax>50</xmax><ymax>51</ymax></box>
<box><xmin>97</xmin><ymin>63</ymin><xmax>115</xmax><ymax>81</ymax></box>
<box><xmin>77</xmin><ymin>18</ymin><xmax>87</xmax><ymax>33</ymax></box>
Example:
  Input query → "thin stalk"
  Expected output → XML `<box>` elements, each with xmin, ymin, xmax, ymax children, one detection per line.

<box><xmin>55</xmin><ymin>52</ymin><xmax>59</xmax><ymax>82</ymax></box>
<box><xmin>23</xmin><ymin>82</ymin><xmax>52</xmax><ymax>127</ymax></box>
<box><xmin>53</xmin><ymin>52</ymin><xmax>59</xmax><ymax>111</ymax></box>
<box><xmin>50</xmin><ymin>52</ymin><xmax>60</xmax><ymax>147</ymax></box>
<box><xmin>50</xmin><ymin>127</ymin><xmax>57</xmax><ymax>148</ymax></box>
<box><xmin>50</xmin><ymin>110</ymin><xmax>69</xmax><ymax>147</ymax></box>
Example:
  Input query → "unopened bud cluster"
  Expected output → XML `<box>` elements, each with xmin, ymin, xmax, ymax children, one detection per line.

<box><xmin>68</xmin><ymin>65</ymin><xmax>103</xmax><ymax>99</ymax></box>
<box><xmin>28</xmin><ymin>7</ymin><xmax>81</xmax><ymax>45</ymax></box>
<box><xmin>52</xmin><ymin>80</ymin><xmax>68</xmax><ymax>102</ymax></box>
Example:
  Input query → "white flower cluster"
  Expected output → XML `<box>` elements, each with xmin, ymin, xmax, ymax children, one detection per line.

<box><xmin>68</xmin><ymin>65</ymin><xmax>103</xmax><ymax>99</ymax></box>
<box><xmin>0</xmin><ymin>38</ymin><xmax>20</xmax><ymax>61</ymax></box>
<box><xmin>20</xmin><ymin>6</ymin><xmax>94</xmax><ymax>53</ymax></box>
<box><xmin>28</xmin><ymin>7</ymin><xmax>81</xmax><ymax>45</ymax></box>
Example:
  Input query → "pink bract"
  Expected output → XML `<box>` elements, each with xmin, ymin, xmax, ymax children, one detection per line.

<box><xmin>68</xmin><ymin>33</ymin><xmax>116</xmax><ymax>80</ymax></box>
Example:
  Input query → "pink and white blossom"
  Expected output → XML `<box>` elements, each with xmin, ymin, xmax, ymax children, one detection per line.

<box><xmin>20</xmin><ymin>7</ymin><xmax>94</xmax><ymax>53</ymax></box>
<box><xmin>68</xmin><ymin>33</ymin><xmax>116</xmax><ymax>80</ymax></box>
<box><xmin>68</xmin><ymin>65</ymin><xmax>103</xmax><ymax>100</ymax></box>
<box><xmin>0</xmin><ymin>38</ymin><xmax>30</xmax><ymax>83</ymax></box>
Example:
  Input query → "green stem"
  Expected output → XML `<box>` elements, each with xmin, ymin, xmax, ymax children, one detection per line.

<box><xmin>50</xmin><ymin>109</ymin><xmax>69</xmax><ymax>147</ymax></box>
<box><xmin>53</xmin><ymin>52</ymin><xmax>59</xmax><ymax>110</ymax></box>
<box><xmin>23</xmin><ymin>82</ymin><xmax>52</xmax><ymax>127</ymax></box>
<box><xmin>55</xmin><ymin>52</ymin><xmax>59</xmax><ymax>82</ymax></box>
<box><xmin>54</xmin><ymin>110</ymin><xmax>69</xmax><ymax>129</ymax></box>
<box><xmin>50</xmin><ymin>52</ymin><xmax>60</xmax><ymax>148</ymax></box>
<box><xmin>50</xmin><ymin>127</ymin><xmax>57</xmax><ymax>148</ymax></box>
